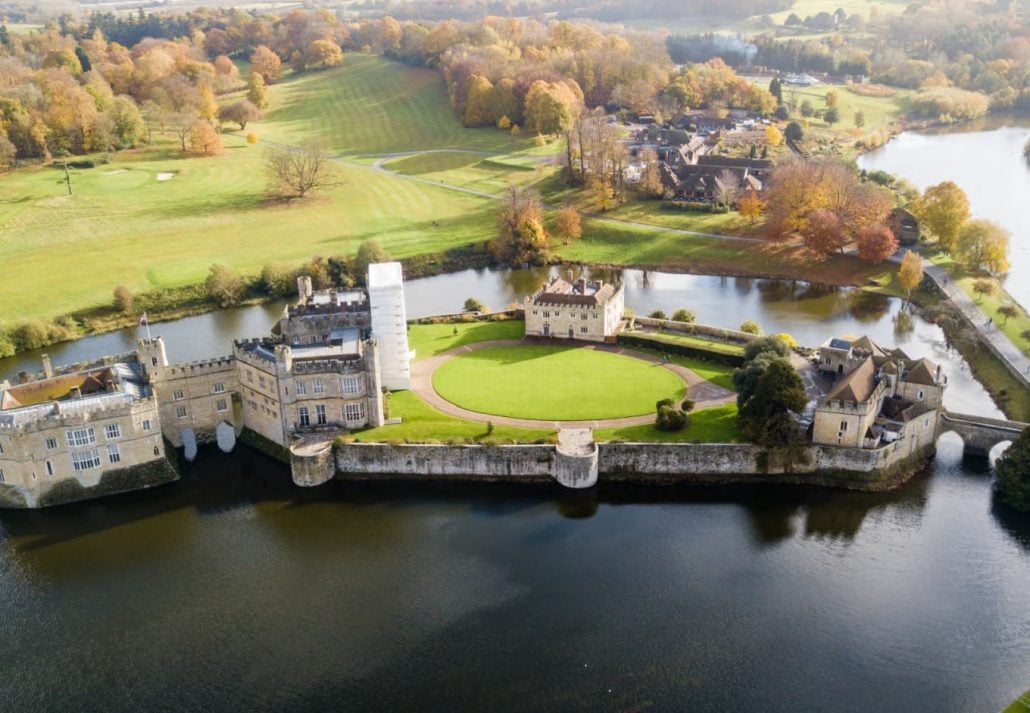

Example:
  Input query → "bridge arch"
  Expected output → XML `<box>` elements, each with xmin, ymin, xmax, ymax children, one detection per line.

<box><xmin>938</xmin><ymin>411</ymin><xmax>1027</xmax><ymax>461</ymax></box>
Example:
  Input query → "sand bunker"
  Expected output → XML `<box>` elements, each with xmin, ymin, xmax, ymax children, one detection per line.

<box><xmin>103</xmin><ymin>169</ymin><xmax>127</xmax><ymax>175</ymax></box>
<box><xmin>156</xmin><ymin>172</ymin><xmax>175</xmax><ymax>182</ymax></box>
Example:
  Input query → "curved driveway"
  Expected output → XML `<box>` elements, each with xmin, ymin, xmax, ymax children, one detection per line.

<box><xmin>410</xmin><ymin>339</ymin><xmax>736</xmax><ymax>430</ymax></box>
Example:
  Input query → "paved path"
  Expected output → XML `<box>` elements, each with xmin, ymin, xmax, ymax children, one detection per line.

<box><xmin>409</xmin><ymin>338</ymin><xmax>736</xmax><ymax>430</ymax></box>
<box><xmin>921</xmin><ymin>262</ymin><xmax>1030</xmax><ymax>387</ymax></box>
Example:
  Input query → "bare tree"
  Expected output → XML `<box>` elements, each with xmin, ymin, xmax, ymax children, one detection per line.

<box><xmin>168</xmin><ymin>110</ymin><xmax>198</xmax><ymax>152</ymax></box>
<box><xmin>264</xmin><ymin>143</ymin><xmax>340</xmax><ymax>199</ymax></box>
<box><xmin>714</xmin><ymin>169</ymin><xmax>740</xmax><ymax>206</ymax></box>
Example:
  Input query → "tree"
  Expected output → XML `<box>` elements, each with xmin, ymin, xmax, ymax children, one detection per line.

<box><xmin>973</xmin><ymin>278</ymin><xmax>995</xmax><ymax>303</ymax></box>
<box><xmin>304</xmin><ymin>40</ymin><xmax>344</xmax><ymax>69</ymax></box>
<box><xmin>913</xmin><ymin>181</ymin><xmax>970</xmax><ymax>252</ymax></box>
<box><xmin>636</xmin><ymin>147</ymin><xmax>664</xmax><ymax>199</ymax></box>
<box><xmin>800</xmin><ymin>100</ymin><xmax>814</xmax><ymax>117</ymax></box>
<box><xmin>672</xmin><ymin>309</ymin><xmax>695</xmax><ymax>323</ymax></box>
<box><xmin>463</xmin><ymin>75</ymin><xmax>495</xmax><ymax>127</ymax></box>
<box><xmin>740</xmin><ymin>320</ymin><xmax>761</xmax><ymax>335</ymax></box>
<box><xmin>824</xmin><ymin>89</ymin><xmax>839</xmax><ymax>108</ymax></box>
<box><xmin>197</xmin><ymin>83</ymin><xmax>218</xmax><ymax>122</ymax></box>
<box><xmin>206</xmin><ymin>264</ymin><xmax>245</xmax><ymax>307</ymax></box>
<box><xmin>714</xmin><ymin>170</ymin><xmax>739</xmax><ymax>206</ymax></box>
<box><xmin>113</xmin><ymin>285</ymin><xmax>134</xmax><ymax>314</ymax></box>
<box><xmin>247</xmin><ymin>72</ymin><xmax>268</xmax><ymax>110</ymax></box>
<box><xmin>554</xmin><ymin>206</ymin><xmax>582</xmax><ymax>245</ymax></box>
<box><xmin>649</xmin><ymin>310</ymin><xmax>666</xmax><ymax>319</ymax></box>
<box><xmin>995</xmin><ymin>428</ymin><xmax>1030</xmax><ymax>512</ymax></box>
<box><xmin>768</xmin><ymin>77</ymin><xmax>783</xmax><ymax>103</ymax></box>
<box><xmin>264</xmin><ymin>143</ymin><xmax>338</xmax><ymax>198</ymax></box>
<box><xmin>743</xmin><ymin>336</ymin><xmax>791</xmax><ymax>362</ymax></box>
<box><xmin>218</xmin><ymin>100</ymin><xmax>261</xmax><ymax>130</ymax></box>
<box><xmin>169</xmin><ymin>111</ymin><xmax>199</xmax><ymax>152</ymax></box>
<box><xmin>856</xmin><ymin>224</ymin><xmax>899</xmax><ymax>264</ymax></box>
<box><xmin>246</xmin><ymin>132</ymin><xmax>259</xmax><ymax>144</ymax></box>
<box><xmin>854</xmin><ymin>110</ymin><xmax>866</xmax><ymax>128</ymax></box>
<box><xmin>261</xmin><ymin>263</ymin><xmax>295</xmax><ymax>297</ymax></box>
<box><xmin>785</xmin><ymin>121</ymin><xmax>804</xmax><ymax>142</ymax></box>
<box><xmin>355</xmin><ymin>240</ymin><xmax>390</xmax><ymax>279</ymax></box>
<box><xmin>955</xmin><ymin>220</ymin><xmax>1010</xmax><ymax>275</ymax></box>
<box><xmin>655</xmin><ymin>398</ymin><xmax>689</xmax><ymax>432</ymax></box>
<box><xmin>493</xmin><ymin>185</ymin><xmax>547</xmax><ymax>264</ymax></box>
<box><xmin>464</xmin><ymin>297</ymin><xmax>486</xmax><ymax>313</ymax></box>
<box><xmin>251</xmin><ymin>46</ymin><xmax>282</xmax><ymax>81</ymax></box>
<box><xmin>802</xmin><ymin>209</ymin><xmax>846</xmax><ymax>254</ymax></box>
<box><xmin>897</xmin><ymin>250</ymin><xmax>923</xmax><ymax>299</ymax></box>
<box><xmin>737</xmin><ymin>190</ymin><xmax>764</xmax><ymax>225</ymax></box>
<box><xmin>824</xmin><ymin>107</ymin><xmax>840</xmax><ymax>125</ymax></box>
<box><xmin>189</xmin><ymin>121</ymin><xmax>224</xmax><ymax>156</ymax></box>
<box><xmin>997</xmin><ymin>305</ymin><xmax>1018</xmax><ymax>325</ymax></box>
<box><xmin>497</xmin><ymin>115</ymin><xmax>511</xmax><ymax>130</ymax></box>
<box><xmin>737</xmin><ymin>358</ymin><xmax>808</xmax><ymax>449</ymax></box>
<box><xmin>765</xmin><ymin>124</ymin><xmax>782</xmax><ymax>146</ymax></box>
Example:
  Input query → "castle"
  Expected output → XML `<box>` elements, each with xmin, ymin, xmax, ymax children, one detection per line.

<box><xmin>811</xmin><ymin>335</ymin><xmax>947</xmax><ymax>454</ymax></box>
<box><xmin>0</xmin><ymin>263</ymin><xmax>411</xmax><ymax>508</ymax></box>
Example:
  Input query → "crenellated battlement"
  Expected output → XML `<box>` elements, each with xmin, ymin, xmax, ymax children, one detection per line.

<box><xmin>0</xmin><ymin>393</ymin><xmax>158</xmax><ymax>432</ymax></box>
<box><xmin>161</xmin><ymin>356</ymin><xmax>236</xmax><ymax>379</ymax></box>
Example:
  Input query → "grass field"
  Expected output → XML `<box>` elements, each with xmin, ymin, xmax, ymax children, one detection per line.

<box><xmin>432</xmin><ymin>345</ymin><xmax>688</xmax><ymax>420</ymax></box>
<box><xmin>0</xmin><ymin>135</ymin><xmax>498</xmax><ymax>321</ymax></box>
<box><xmin>780</xmin><ymin>84</ymin><xmax>913</xmax><ymax>131</ymax></box>
<box><xmin>595</xmin><ymin>403</ymin><xmax>741</xmax><ymax>442</ymax></box>
<box><xmin>408</xmin><ymin>320</ymin><xmax>525</xmax><ymax>361</ymax></box>
<box><xmin>350</xmin><ymin>390</ymin><xmax>553</xmax><ymax>443</ymax></box>
<box><xmin>640</xmin><ymin>331</ymin><xmax>747</xmax><ymax>357</ymax></box>
<box><xmin>258</xmin><ymin>54</ymin><xmax>525</xmax><ymax>156</ymax></box>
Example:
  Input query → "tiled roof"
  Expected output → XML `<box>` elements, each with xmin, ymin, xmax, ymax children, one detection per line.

<box><xmin>826</xmin><ymin>357</ymin><xmax>877</xmax><ymax>403</ymax></box>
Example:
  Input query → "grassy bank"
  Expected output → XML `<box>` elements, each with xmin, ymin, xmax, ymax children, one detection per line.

<box><xmin>595</xmin><ymin>403</ymin><xmax>742</xmax><ymax>443</ymax></box>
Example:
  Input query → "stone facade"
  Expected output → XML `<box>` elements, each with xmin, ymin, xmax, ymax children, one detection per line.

<box><xmin>524</xmin><ymin>275</ymin><xmax>625</xmax><ymax>342</ymax></box>
<box><xmin>0</xmin><ymin>360</ymin><xmax>171</xmax><ymax>508</ymax></box>
<box><xmin>812</xmin><ymin>335</ymin><xmax>946</xmax><ymax>453</ymax></box>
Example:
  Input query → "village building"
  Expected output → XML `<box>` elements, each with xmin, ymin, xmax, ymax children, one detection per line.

<box><xmin>888</xmin><ymin>207</ymin><xmax>920</xmax><ymax>245</ymax></box>
<box><xmin>524</xmin><ymin>275</ymin><xmax>625</xmax><ymax>342</ymax></box>
<box><xmin>812</xmin><ymin>335</ymin><xmax>947</xmax><ymax>453</ymax></box>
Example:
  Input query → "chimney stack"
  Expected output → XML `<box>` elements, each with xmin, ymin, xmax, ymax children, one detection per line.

<box><xmin>297</xmin><ymin>275</ymin><xmax>313</xmax><ymax>302</ymax></box>
<box><xmin>42</xmin><ymin>353</ymin><xmax>53</xmax><ymax>379</ymax></box>
<box><xmin>70</xmin><ymin>386</ymin><xmax>82</xmax><ymax>399</ymax></box>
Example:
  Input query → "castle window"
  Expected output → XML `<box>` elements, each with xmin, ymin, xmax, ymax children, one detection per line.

<box><xmin>45</xmin><ymin>437</ymin><xmax>57</xmax><ymax>450</ymax></box>
<box><xmin>141</xmin><ymin>419</ymin><xmax>152</xmax><ymax>432</ymax></box>
<box><xmin>298</xmin><ymin>407</ymin><xmax>310</xmax><ymax>427</ymax></box>
<box><xmin>580</xmin><ymin>326</ymin><xmax>587</xmax><ymax>333</ymax></box>
<box><xmin>581</xmin><ymin>314</ymin><xmax>588</xmax><ymax>320</ymax></box>
<box><xmin>315</xmin><ymin>404</ymin><xmax>327</xmax><ymax>425</ymax></box>
<box><xmin>543</xmin><ymin>311</ymin><xmax>550</xmax><ymax>318</ymax></box>
<box><xmin>213</xmin><ymin>383</ymin><xmax>225</xmax><ymax>393</ymax></box>
<box><xmin>0</xmin><ymin>468</ymin><xmax>4</xmax><ymax>483</ymax></box>
<box><xmin>258</xmin><ymin>376</ymin><xmax>266</xmax><ymax>389</ymax></box>
<box><xmin>152</xmin><ymin>357</ymin><xmax>158</xmax><ymax>367</ymax></box>
<box><xmin>216</xmin><ymin>399</ymin><xmax>228</xmax><ymax>412</ymax></box>
<box><xmin>345</xmin><ymin>403</ymin><xmax>365</xmax><ymax>422</ymax></box>
<box><xmin>342</xmin><ymin>377</ymin><xmax>360</xmax><ymax>394</ymax></box>
<box><xmin>66</xmin><ymin>427</ymin><xmax>96</xmax><ymax>448</ymax></box>
<box><xmin>296</xmin><ymin>381</ymin><xmax>307</xmax><ymax>396</ymax></box>
<box><xmin>246</xmin><ymin>371</ymin><xmax>253</xmax><ymax>384</ymax></box>
<box><xmin>107</xmin><ymin>444</ymin><xmax>121</xmax><ymax>464</ymax></box>
<box><xmin>172</xmin><ymin>390</ymin><xmax>184</xmax><ymax>401</ymax></box>
<box><xmin>176</xmin><ymin>406</ymin><xmax>188</xmax><ymax>419</ymax></box>
<box><xmin>71</xmin><ymin>449</ymin><xmax>102</xmax><ymax>471</ymax></box>
<box><xmin>839</xmin><ymin>421</ymin><xmax>848</xmax><ymax>432</ymax></box>
<box><xmin>105</xmin><ymin>424</ymin><xmax>121</xmax><ymax>440</ymax></box>
<box><xmin>917</xmin><ymin>389</ymin><xmax>925</xmax><ymax>400</ymax></box>
<box><xmin>0</xmin><ymin>442</ymin><xmax>3</xmax><ymax>454</ymax></box>
<box><xmin>46</xmin><ymin>460</ymin><xmax>54</xmax><ymax>476</ymax></box>
<box><xmin>313</xmin><ymin>379</ymin><xmax>324</xmax><ymax>394</ymax></box>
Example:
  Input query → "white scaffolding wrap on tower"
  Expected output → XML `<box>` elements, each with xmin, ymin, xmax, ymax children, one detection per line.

<box><xmin>367</xmin><ymin>262</ymin><xmax>412</xmax><ymax>391</ymax></box>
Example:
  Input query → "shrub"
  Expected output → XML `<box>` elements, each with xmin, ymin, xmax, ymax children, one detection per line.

<box><xmin>260</xmin><ymin>263</ymin><xmax>295</xmax><ymax>297</ymax></box>
<box><xmin>618</xmin><ymin>333</ymin><xmax>746</xmax><ymax>367</ymax></box>
<box><xmin>464</xmin><ymin>297</ymin><xmax>486</xmax><ymax>313</ymax></box>
<box><xmin>743</xmin><ymin>335</ymin><xmax>791</xmax><ymax>361</ymax></box>
<box><xmin>740</xmin><ymin>320</ymin><xmax>761</xmax><ymax>335</ymax></box>
<box><xmin>995</xmin><ymin>429</ymin><xmax>1030</xmax><ymax>512</ymax></box>
<box><xmin>671</xmin><ymin>309</ymin><xmax>695</xmax><ymax>323</ymax></box>
<box><xmin>113</xmin><ymin>285</ymin><xmax>134</xmax><ymax>314</ymax></box>
<box><xmin>246</xmin><ymin>132</ymin><xmax>259</xmax><ymax>144</ymax></box>
<box><xmin>655</xmin><ymin>401</ymin><xmax>688</xmax><ymax>431</ymax></box>
<box><xmin>773</xmin><ymin>333</ymin><xmax>798</xmax><ymax>348</ymax></box>
<box><xmin>649</xmin><ymin>310</ymin><xmax>666</xmax><ymax>319</ymax></box>
<box><xmin>662</xmin><ymin>201</ymin><xmax>730</xmax><ymax>214</ymax></box>
<box><xmin>206</xmin><ymin>263</ymin><xmax>245</xmax><ymax>307</ymax></box>
<box><xmin>0</xmin><ymin>331</ymin><xmax>15</xmax><ymax>358</ymax></box>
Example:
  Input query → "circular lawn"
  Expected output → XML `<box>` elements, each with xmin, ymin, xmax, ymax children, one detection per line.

<box><xmin>431</xmin><ymin>345</ymin><xmax>687</xmax><ymax>421</ymax></box>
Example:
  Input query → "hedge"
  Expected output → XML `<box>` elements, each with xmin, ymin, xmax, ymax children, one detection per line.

<box><xmin>618</xmin><ymin>333</ymin><xmax>747</xmax><ymax>367</ymax></box>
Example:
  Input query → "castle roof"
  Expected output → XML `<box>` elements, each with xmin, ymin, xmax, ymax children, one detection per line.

<box><xmin>903</xmin><ymin>358</ymin><xmax>939</xmax><ymax>386</ymax></box>
<box><xmin>826</xmin><ymin>356</ymin><xmax>877</xmax><ymax>403</ymax></box>
<box><xmin>532</xmin><ymin>277</ymin><xmax>616</xmax><ymax>306</ymax></box>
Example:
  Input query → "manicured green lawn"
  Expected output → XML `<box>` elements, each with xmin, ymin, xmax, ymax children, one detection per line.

<box><xmin>408</xmin><ymin>320</ymin><xmax>525</xmax><ymax>361</ymax></box>
<box><xmin>432</xmin><ymin>345</ymin><xmax>687</xmax><ymax>420</ymax></box>
<box><xmin>349</xmin><ymin>390</ymin><xmax>553</xmax><ymax>443</ymax></box>
<box><xmin>1004</xmin><ymin>687</ymin><xmax>1030</xmax><ymax>713</ymax></box>
<box><xmin>595</xmin><ymin>404</ymin><xmax>742</xmax><ymax>442</ymax></box>
<box><xmin>641</xmin><ymin>331</ymin><xmax>747</xmax><ymax>356</ymax></box>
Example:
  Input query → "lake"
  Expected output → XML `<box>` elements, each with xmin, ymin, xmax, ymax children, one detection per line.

<box><xmin>858</xmin><ymin>117</ymin><xmax>1030</xmax><ymax>307</ymax></box>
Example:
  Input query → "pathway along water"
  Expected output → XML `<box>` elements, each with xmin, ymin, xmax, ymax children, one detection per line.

<box><xmin>1</xmin><ymin>271</ymin><xmax>1027</xmax><ymax>709</ymax></box>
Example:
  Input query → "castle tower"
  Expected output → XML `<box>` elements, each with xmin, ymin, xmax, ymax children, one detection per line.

<box><xmin>136</xmin><ymin>336</ymin><xmax>169</xmax><ymax>381</ymax></box>
<box><xmin>367</xmin><ymin>262</ymin><xmax>411</xmax><ymax>390</ymax></box>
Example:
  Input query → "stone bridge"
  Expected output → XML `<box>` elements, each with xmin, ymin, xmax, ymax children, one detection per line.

<box><xmin>938</xmin><ymin>410</ymin><xmax>1027</xmax><ymax>459</ymax></box>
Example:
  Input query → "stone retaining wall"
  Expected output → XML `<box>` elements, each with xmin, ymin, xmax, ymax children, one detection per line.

<box><xmin>334</xmin><ymin>439</ymin><xmax>930</xmax><ymax>492</ymax></box>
